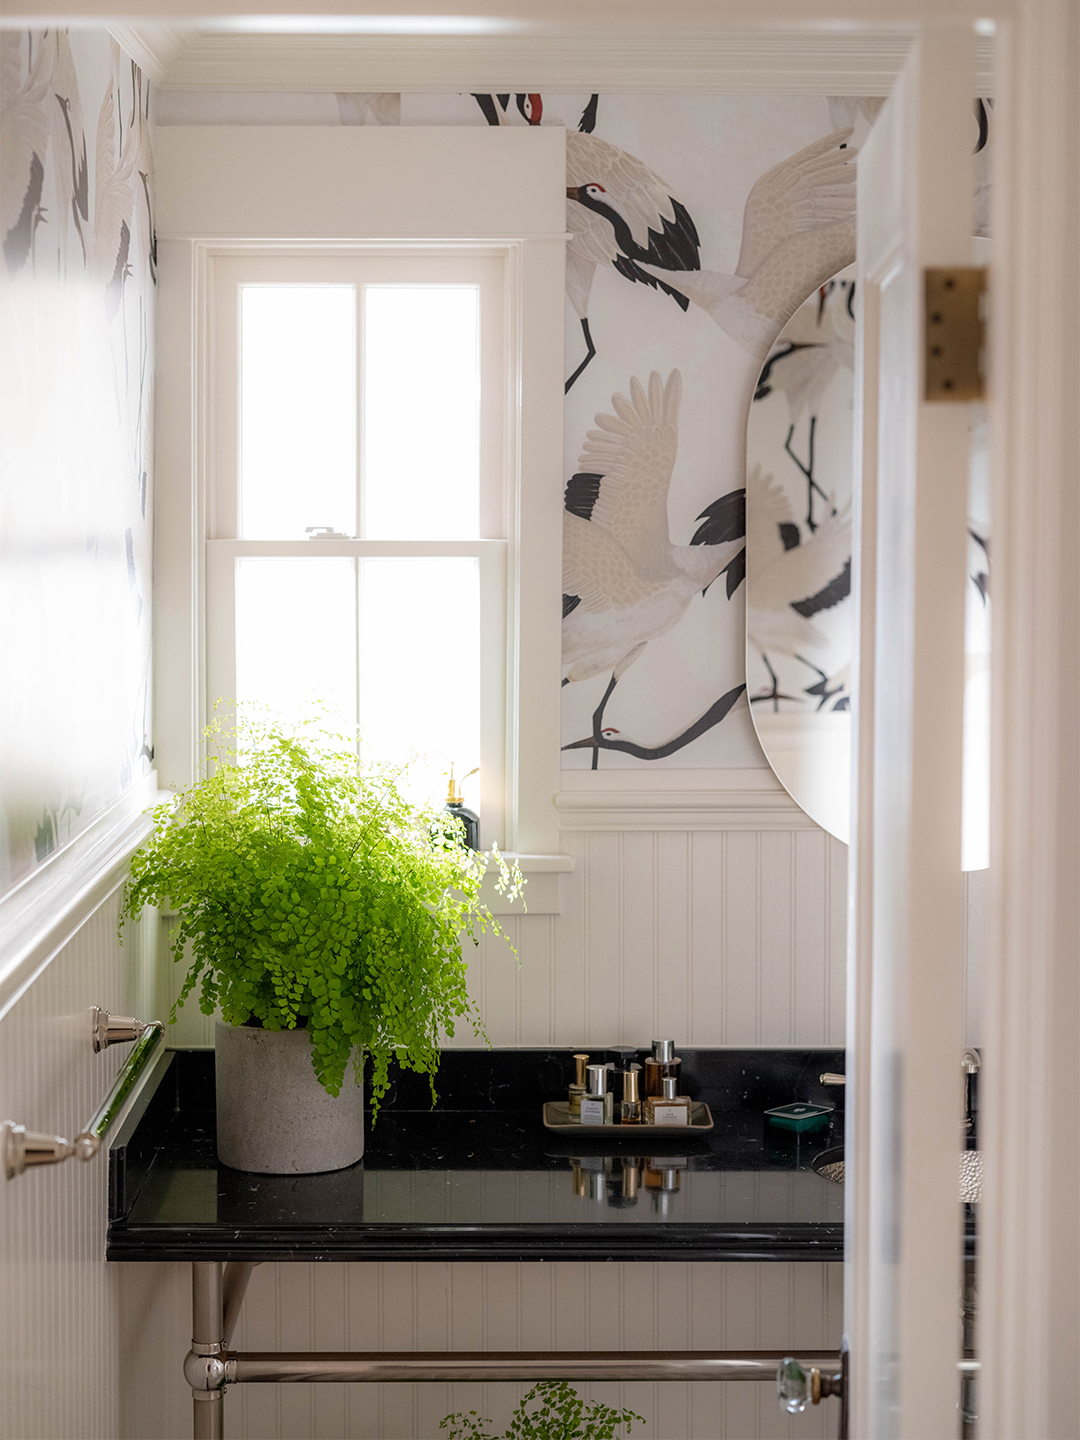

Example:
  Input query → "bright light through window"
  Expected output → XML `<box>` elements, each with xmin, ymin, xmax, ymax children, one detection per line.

<box><xmin>235</xmin><ymin>557</ymin><xmax>357</xmax><ymax>730</ymax></box>
<box><xmin>363</xmin><ymin>286</ymin><xmax>480</xmax><ymax>539</ymax></box>
<box><xmin>359</xmin><ymin>557</ymin><xmax>480</xmax><ymax>807</ymax></box>
<box><xmin>240</xmin><ymin>286</ymin><xmax>356</xmax><ymax>539</ymax></box>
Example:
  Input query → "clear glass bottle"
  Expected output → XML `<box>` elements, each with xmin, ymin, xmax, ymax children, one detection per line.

<box><xmin>620</xmin><ymin>1065</ymin><xmax>642</xmax><ymax>1124</ymax></box>
<box><xmin>568</xmin><ymin>1052</ymin><xmax>589</xmax><ymax>1118</ymax></box>
<box><xmin>644</xmin><ymin>1039</ymin><xmax>682</xmax><ymax>1097</ymax></box>
<box><xmin>580</xmin><ymin>1064</ymin><xmax>614</xmax><ymax>1125</ymax></box>
<box><xmin>645</xmin><ymin>1076</ymin><xmax>691</xmax><ymax>1126</ymax></box>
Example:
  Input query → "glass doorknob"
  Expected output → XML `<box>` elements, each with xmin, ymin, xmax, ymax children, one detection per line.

<box><xmin>777</xmin><ymin>1357</ymin><xmax>811</xmax><ymax>1413</ymax></box>
<box><xmin>777</xmin><ymin>1357</ymin><xmax>844</xmax><ymax>1412</ymax></box>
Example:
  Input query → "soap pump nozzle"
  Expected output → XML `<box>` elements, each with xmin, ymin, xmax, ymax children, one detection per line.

<box><xmin>446</xmin><ymin>765</ymin><xmax>479</xmax><ymax>807</ymax></box>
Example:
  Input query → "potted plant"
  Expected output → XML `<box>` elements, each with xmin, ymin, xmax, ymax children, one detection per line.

<box><xmin>441</xmin><ymin>1381</ymin><xmax>643</xmax><ymax>1440</ymax></box>
<box><xmin>121</xmin><ymin>710</ymin><xmax>523</xmax><ymax>1175</ymax></box>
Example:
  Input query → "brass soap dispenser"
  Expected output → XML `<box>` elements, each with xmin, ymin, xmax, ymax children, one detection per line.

<box><xmin>445</xmin><ymin>766</ymin><xmax>480</xmax><ymax>850</ymax></box>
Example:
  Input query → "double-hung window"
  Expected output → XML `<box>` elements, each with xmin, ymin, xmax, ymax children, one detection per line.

<box><xmin>206</xmin><ymin>251</ymin><xmax>508</xmax><ymax>843</ymax></box>
<box><xmin>155</xmin><ymin>123</ymin><xmax>567</xmax><ymax>874</ymax></box>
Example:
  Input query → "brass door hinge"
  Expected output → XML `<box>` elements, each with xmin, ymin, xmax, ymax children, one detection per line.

<box><xmin>925</xmin><ymin>267</ymin><xmax>988</xmax><ymax>401</ymax></box>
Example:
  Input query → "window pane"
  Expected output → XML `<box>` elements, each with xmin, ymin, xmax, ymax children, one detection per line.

<box><xmin>235</xmin><ymin>557</ymin><xmax>356</xmax><ymax>731</ymax></box>
<box><xmin>363</xmin><ymin>287</ymin><xmax>479</xmax><ymax>539</ymax></box>
<box><xmin>240</xmin><ymin>287</ymin><xmax>356</xmax><ymax>538</ymax></box>
<box><xmin>359</xmin><ymin>557</ymin><xmax>480</xmax><ymax>807</ymax></box>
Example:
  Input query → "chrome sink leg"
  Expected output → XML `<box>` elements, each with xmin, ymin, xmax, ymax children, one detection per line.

<box><xmin>187</xmin><ymin>1262</ymin><xmax>226</xmax><ymax>1440</ymax></box>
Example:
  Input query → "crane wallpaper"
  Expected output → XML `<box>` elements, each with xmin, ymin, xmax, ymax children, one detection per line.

<box><xmin>159</xmin><ymin>88</ymin><xmax>877</xmax><ymax>772</ymax></box>
<box><xmin>0</xmin><ymin>30</ymin><xmax>155</xmax><ymax>894</ymax></box>
<box><xmin>405</xmin><ymin>93</ymin><xmax>869</xmax><ymax>769</ymax></box>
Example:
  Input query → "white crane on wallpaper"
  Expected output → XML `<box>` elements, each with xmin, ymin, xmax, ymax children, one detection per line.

<box><xmin>560</xmin><ymin>127</ymin><xmax>860</xmax><ymax>763</ymax></box>
<box><xmin>640</xmin><ymin>127</ymin><xmax>857</xmax><ymax>358</ymax></box>
<box><xmin>472</xmin><ymin>93</ymin><xmax>702</xmax><ymax>390</ymax></box>
<box><xmin>561</xmin><ymin>370</ymin><xmax>744</xmax><ymax>768</ymax></box>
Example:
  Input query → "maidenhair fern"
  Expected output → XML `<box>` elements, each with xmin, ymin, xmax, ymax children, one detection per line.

<box><xmin>440</xmin><ymin>1381</ymin><xmax>644</xmax><ymax>1440</ymax></box>
<box><xmin>121</xmin><ymin>709</ymin><xmax>522</xmax><ymax>1115</ymax></box>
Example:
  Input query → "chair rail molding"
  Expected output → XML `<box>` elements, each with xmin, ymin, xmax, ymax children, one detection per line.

<box><xmin>557</xmin><ymin>769</ymin><xmax>819</xmax><ymax>831</ymax></box>
<box><xmin>0</xmin><ymin>773</ymin><xmax>162</xmax><ymax>1021</ymax></box>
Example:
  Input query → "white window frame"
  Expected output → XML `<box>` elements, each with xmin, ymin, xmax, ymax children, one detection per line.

<box><xmin>206</xmin><ymin>248</ymin><xmax>511</xmax><ymax>846</ymax></box>
<box><xmin>154</xmin><ymin>125</ymin><xmax>572</xmax><ymax>902</ymax></box>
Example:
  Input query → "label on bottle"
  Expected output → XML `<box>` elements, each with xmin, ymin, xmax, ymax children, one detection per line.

<box><xmin>651</xmin><ymin>1104</ymin><xmax>688</xmax><ymax>1126</ymax></box>
<box><xmin>580</xmin><ymin>1097</ymin><xmax>607</xmax><ymax>1125</ymax></box>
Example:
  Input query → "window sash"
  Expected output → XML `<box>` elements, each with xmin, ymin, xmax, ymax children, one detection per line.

<box><xmin>205</xmin><ymin>538</ymin><xmax>508</xmax><ymax>843</ymax></box>
<box><xmin>207</xmin><ymin>248</ymin><xmax>510</xmax><ymax>844</ymax></box>
<box><xmin>211</xmin><ymin>251</ymin><xmax>508</xmax><ymax>543</ymax></box>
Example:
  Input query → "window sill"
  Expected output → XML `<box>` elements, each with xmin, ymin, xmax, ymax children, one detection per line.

<box><xmin>481</xmin><ymin>852</ymin><xmax>574</xmax><ymax>916</ymax></box>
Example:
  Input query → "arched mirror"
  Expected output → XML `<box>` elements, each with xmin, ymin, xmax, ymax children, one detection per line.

<box><xmin>746</xmin><ymin>268</ymin><xmax>856</xmax><ymax>843</ymax></box>
<box><xmin>746</xmin><ymin>257</ymin><xmax>991</xmax><ymax>867</ymax></box>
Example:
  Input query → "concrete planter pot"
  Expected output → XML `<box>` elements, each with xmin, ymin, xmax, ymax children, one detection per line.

<box><xmin>214</xmin><ymin>1021</ymin><xmax>364</xmax><ymax>1174</ymax></box>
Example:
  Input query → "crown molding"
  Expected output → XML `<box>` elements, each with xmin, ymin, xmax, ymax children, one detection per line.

<box><xmin>110</xmin><ymin>26</ymin><xmax>994</xmax><ymax>95</ymax></box>
<box><xmin>109</xmin><ymin>24</ymin><xmax>199</xmax><ymax>83</ymax></box>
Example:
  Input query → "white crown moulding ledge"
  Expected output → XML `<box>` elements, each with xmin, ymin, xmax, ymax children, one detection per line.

<box><xmin>107</xmin><ymin>28</ymin><xmax>995</xmax><ymax>96</ymax></box>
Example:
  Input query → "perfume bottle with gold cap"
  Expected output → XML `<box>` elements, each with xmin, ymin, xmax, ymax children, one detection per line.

<box><xmin>568</xmin><ymin>1053</ymin><xmax>589</xmax><ymax>1118</ymax></box>
<box><xmin>445</xmin><ymin>766</ymin><xmax>480</xmax><ymax>850</ymax></box>
<box><xmin>620</xmin><ymin>1066</ymin><xmax>642</xmax><ymax>1124</ymax></box>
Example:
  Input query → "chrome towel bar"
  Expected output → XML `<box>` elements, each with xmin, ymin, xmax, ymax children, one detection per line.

<box><xmin>2</xmin><ymin>1008</ymin><xmax>164</xmax><ymax>1180</ymax></box>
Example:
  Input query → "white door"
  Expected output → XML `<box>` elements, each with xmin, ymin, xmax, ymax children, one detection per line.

<box><xmin>846</xmin><ymin>29</ymin><xmax>977</xmax><ymax>1439</ymax></box>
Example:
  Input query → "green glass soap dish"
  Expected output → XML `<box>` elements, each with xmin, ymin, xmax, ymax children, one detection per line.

<box><xmin>764</xmin><ymin>1102</ymin><xmax>835</xmax><ymax>1133</ymax></box>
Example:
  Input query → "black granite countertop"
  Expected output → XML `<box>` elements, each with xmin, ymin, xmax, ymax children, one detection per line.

<box><xmin>106</xmin><ymin>1047</ymin><xmax>847</xmax><ymax>1264</ymax></box>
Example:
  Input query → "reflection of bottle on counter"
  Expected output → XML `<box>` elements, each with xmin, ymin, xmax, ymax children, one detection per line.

<box><xmin>622</xmin><ymin>1158</ymin><xmax>641</xmax><ymax>1201</ymax></box>
<box><xmin>445</xmin><ymin>766</ymin><xmax>480</xmax><ymax>850</ymax></box>
<box><xmin>644</xmin><ymin>1160</ymin><xmax>682</xmax><ymax>1215</ymax></box>
<box><xmin>644</xmin><ymin>1161</ymin><xmax>682</xmax><ymax>1193</ymax></box>
<box><xmin>644</xmin><ymin>1039</ymin><xmax>682</xmax><ymax>1097</ymax></box>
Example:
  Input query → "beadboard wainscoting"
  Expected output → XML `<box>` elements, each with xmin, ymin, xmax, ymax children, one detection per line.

<box><xmin>119</xmin><ymin>1259</ymin><xmax>843</xmax><ymax>1440</ymax></box>
<box><xmin>164</xmin><ymin>824</ymin><xmax>986</xmax><ymax>1052</ymax></box>
<box><xmin>0</xmin><ymin>889</ymin><xmax>157</xmax><ymax>1440</ymax></box>
<box><xmin>165</xmin><ymin>825</ymin><xmax>849</xmax><ymax>1051</ymax></box>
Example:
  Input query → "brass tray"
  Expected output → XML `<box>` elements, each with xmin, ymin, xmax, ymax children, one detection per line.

<box><xmin>542</xmin><ymin>1100</ymin><xmax>714</xmax><ymax>1134</ymax></box>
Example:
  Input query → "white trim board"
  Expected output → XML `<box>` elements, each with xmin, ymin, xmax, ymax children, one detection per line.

<box><xmin>556</xmin><ymin>778</ymin><xmax>818</xmax><ymax>831</ymax></box>
<box><xmin>154</xmin><ymin>126</ymin><xmax>566</xmax><ymax>240</ymax></box>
